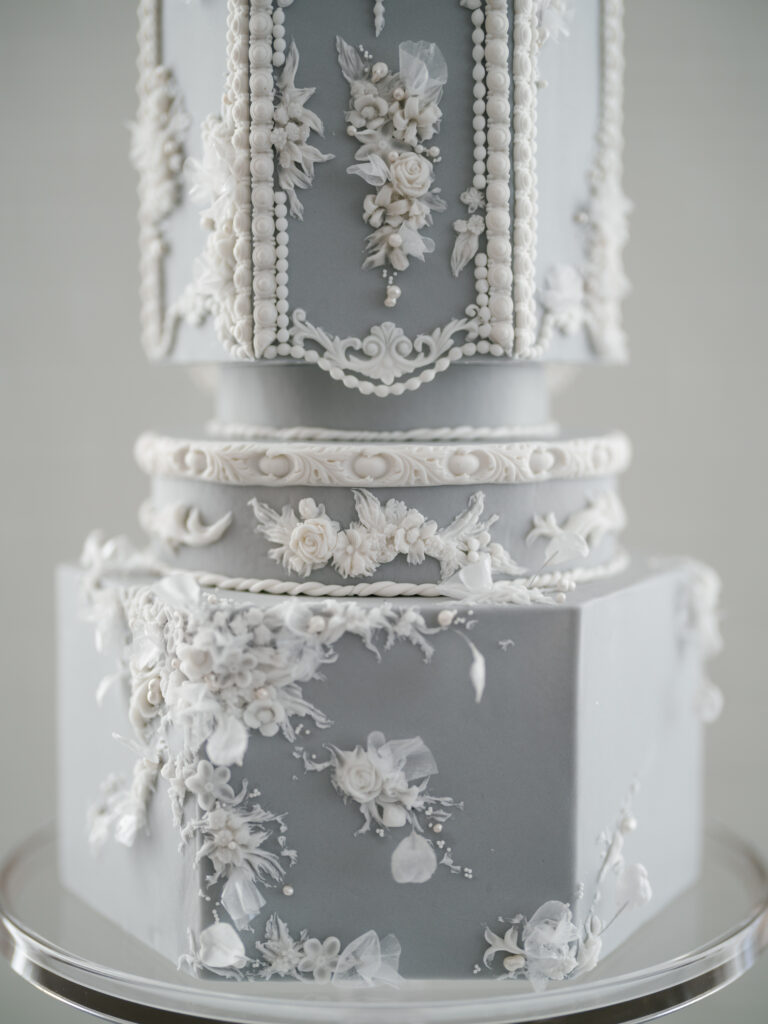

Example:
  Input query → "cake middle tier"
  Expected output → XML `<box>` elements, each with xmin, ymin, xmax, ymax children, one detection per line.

<box><xmin>135</xmin><ymin>430</ymin><xmax>631</xmax><ymax>595</ymax></box>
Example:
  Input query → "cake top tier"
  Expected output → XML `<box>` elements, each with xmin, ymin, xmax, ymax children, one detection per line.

<box><xmin>135</xmin><ymin>0</ymin><xmax>628</xmax><ymax>399</ymax></box>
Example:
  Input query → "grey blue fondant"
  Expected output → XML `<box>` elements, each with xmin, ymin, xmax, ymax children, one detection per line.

<box><xmin>58</xmin><ymin>560</ymin><xmax>703</xmax><ymax>977</ymax></box>
<box><xmin>214</xmin><ymin>363</ymin><xmax>553</xmax><ymax>433</ymax></box>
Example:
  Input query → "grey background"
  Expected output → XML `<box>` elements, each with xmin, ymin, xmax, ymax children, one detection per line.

<box><xmin>0</xmin><ymin>1</ymin><xmax>765</xmax><ymax>1020</ymax></box>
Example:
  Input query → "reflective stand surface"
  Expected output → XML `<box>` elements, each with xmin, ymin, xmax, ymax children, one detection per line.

<box><xmin>1</xmin><ymin>826</ymin><xmax>767</xmax><ymax>1024</ymax></box>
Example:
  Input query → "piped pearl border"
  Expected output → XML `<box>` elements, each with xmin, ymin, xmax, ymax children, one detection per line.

<box><xmin>226</xmin><ymin>0</ymin><xmax>256</xmax><ymax>359</ymax></box>
<box><xmin>511</xmin><ymin>0</ymin><xmax>539</xmax><ymax>356</ymax></box>
<box><xmin>250</xmin><ymin>1</ymin><xmax>278</xmax><ymax>356</ymax></box>
<box><xmin>134</xmin><ymin>431</ymin><xmax>631</xmax><ymax>488</ymax></box>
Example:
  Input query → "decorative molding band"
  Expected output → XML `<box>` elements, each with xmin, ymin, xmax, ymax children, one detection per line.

<box><xmin>155</xmin><ymin>550</ymin><xmax>629</xmax><ymax>601</ymax></box>
<box><xmin>134</xmin><ymin>431</ymin><xmax>632</xmax><ymax>488</ymax></box>
<box><xmin>205</xmin><ymin>421</ymin><xmax>561</xmax><ymax>443</ymax></box>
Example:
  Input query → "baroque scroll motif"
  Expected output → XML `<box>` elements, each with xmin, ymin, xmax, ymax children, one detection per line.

<box><xmin>139</xmin><ymin>500</ymin><xmax>233</xmax><ymax>551</ymax></box>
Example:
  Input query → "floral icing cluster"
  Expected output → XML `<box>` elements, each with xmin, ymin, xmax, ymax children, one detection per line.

<box><xmin>184</xmin><ymin>915</ymin><xmax>403</xmax><ymax>986</ymax></box>
<box><xmin>81</xmin><ymin>534</ymin><xmax>463</xmax><ymax>971</ymax></box>
<box><xmin>250</xmin><ymin>488</ymin><xmax>526</xmax><ymax>582</ymax></box>
<box><xmin>271</xmin><ymin>42</ymin><xmax>333</xmax><ymax>219</ymax></box>
<box><xmin>306</xmin><ymin>731</ymin><xmax>460</xmax><ymax>886</ymax></box>
<box><xmin>482</xmin><ymin>798</ymin><xmax>652</xmax><ymax>989</ymax></box>
<box><xmin>337</xmin><ymin>37</ymin><xmax>448</xmax><ymax>306</ymax></box>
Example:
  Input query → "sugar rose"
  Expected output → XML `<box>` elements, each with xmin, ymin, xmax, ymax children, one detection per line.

<box><xmin>389</xmin><ymin>152</ymin><xmax>433</xmax><ymax>198</ymax></box>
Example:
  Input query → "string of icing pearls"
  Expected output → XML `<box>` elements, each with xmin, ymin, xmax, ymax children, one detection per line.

<box><xmin>251</xmin><ymin>0</ymin><xmax>278</xmax><ymax>356</ymax></box>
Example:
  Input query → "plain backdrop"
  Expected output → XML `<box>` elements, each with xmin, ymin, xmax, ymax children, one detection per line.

<box><xmin>0</xmin><ymin>1</ymin><xmax>766</xmax><ymax>1020</ymax></box>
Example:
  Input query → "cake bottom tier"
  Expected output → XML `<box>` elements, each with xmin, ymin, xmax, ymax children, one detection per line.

<box><xmin>57</xmin><ymin>557</ymin><xmax>716</xmax><ymax>986</ymax></box>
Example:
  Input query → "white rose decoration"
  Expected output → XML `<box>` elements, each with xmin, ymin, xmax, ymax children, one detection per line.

<box><xmin>333</xmin><ymin>748</ymin><xmax>384</xmax><ymax>805</ymax></box>
<box><xmin>287</xmin><ymin>517</ymin><xmax>339</xmax><ymax>576</ymax></box>
<box><xmin>389</xmin><ymin>152</ymin><xmax>433</xmax><ymax>199</ymax></box>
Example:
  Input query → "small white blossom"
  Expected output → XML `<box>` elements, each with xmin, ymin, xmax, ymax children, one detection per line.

<box><xmin>185</xmin><ymin>760</ymin><xmax>235</xmax><ymax>811</ymax></box>
<box><xmin>298</xmin><ymin>936</ymin><xmax>341</xmax><ymax>983</ymax></box>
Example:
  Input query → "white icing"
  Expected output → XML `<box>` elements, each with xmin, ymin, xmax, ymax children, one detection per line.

<box><xmin>252</xmin><ymin>0</ymin><xmax>279</xmax><ymax>355</ymax></box>
<box><xmin>482</xmin><ymin>796</ymin><xmax>651</xmax><ymax>988</ymax></box>
<box><xmin>206</xmin><ymin>421</ymin><xmax>561</xmax><ymax>442</ymax></box>
<box><xmin>338</xmin><ymin>37</ymin><xmax>447</xmax><ymax>305</ymax></box>
<box><xmin>533</xmin><ymin>0</ymin><xmax>630</xmax><ymax>359</ymax></box>
<box><xmin>511</xmin><ymin>0</ymin><xmax>539</xmax><ymax>356</ymax></box>
<box><xmin>250</xmin><ymin>489</ymin><xmax>527</xmax><ymax>581</ymax></box>
<box><xmin>682</xmin><ymin>560</ymin><xmax>724</xmax><ymax>723</ymax></box>
<box><xmin>134</xmin><ymin>431</ymin><xmax>632</xmax><ymax>487</ymax></box>
<box><xmin>525</xmin><ymin>491</ymin><xmax>626</xmax><ymax>566</ymax></box>
<box><xmin>186</xmin><ymin>914</ymin><xmax>402</xmax><ymax>985</ymax></box>
<box><xmin>134</xmin><ymin>0</ymin><xmax>189</xmax><ymax>358</ymax></box>
<box><xmin>139</xmin><ymin>500</ymin><xmax>233</xmax><ymax>550</ymax></box>
<box><xmin>168</xmin><ymin>0</ymin><xmax>256</xmax><ymax>360</ymax></box>
<box><xmin>373</xmin><ymin>0</ymin><xmax>385</xmax><ymax>37</ymax></box>
<box><xmin>253</xmin><ymin>1</ymin><xmax>515</xmax><ymax>389</ymax></box>
<box><xmin>305</xmin><ymin>731</ymin><xmax>459</xmax><ymax>884</ymax></box>
<box><xmin>81</xmin><ymin>536</ymin><xmax>465</xmax><ymax>938</ymax></box>
<box><xmin>152</xmin><ymin>550</ymin><xmax>629</xmax><ymax>604</ymax></box>
<box><xmin>271</xmin><ymin>42</ymin><xmax>333</xmax><ymax>219</ymax></box>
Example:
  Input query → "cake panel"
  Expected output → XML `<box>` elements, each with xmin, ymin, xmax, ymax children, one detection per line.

<box><xmin>58</xmin><ymin>556</ymin><xmax>717</xmax><ymax>983</ymax></box>
<box><xmin>135</xmin><ymin>0</ymin><xmax>628</xmax><ymax>382</ymax></box>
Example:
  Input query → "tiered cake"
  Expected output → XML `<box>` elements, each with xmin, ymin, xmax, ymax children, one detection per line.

<box><xmin>58</xmin><ymin>0</ymin><xmax>722</xmax><ymax>987</ymax></box>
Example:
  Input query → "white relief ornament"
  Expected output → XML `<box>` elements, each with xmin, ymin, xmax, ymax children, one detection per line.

<box><xmin>525</xmin><ymin>492</ymin><xmax>627</xmax><ymax>567</ymax></box>
<box><xmin>250</xmin><ymin>489</ymin><xmax>528</xmax><ymax>581</ymax></box>
<box><xmin>139</xmin><ymin>500</ymin><xmax>233</xmax><ymax>551</ymax></box>
<box><xmin>133</xmin><ymin>0</ymin><xmax>190</xmax><ymax>358</ymax></box>
<box><xmin>306</xmin><ymin>731</ymin><xmax>460</xmax><ymax>885</ymax></box>
<box><xmin>534</xmin><ymin>0</ymin><xmax>574</xmax><ymax>47</ymax></box>
<box><xmin>338</xmin><ymin>37</ymin><xmax>448</xmax><ymax>305</ymax></box>
<box><xmin>188</xmin><ymin>804</ymin><xmax>293</xmax><ymax>929</ymax></box>
<box><xmin>287</xmin><ymin>312</ymin><xmax>471</xmax><ymax>389</ymax></box>
<box><xmin>373</xmin><ymin>1</ymin><xmax>385</xmax><ymax>37</ymax></box>
<box><xmin>482</xmin><ymin>797</ymin><xmax>652</xmax><ymax>988</ymax></box>
<box><xmin>533</xmin><ymin>0</ymin><xmax>630</xmax><ymax>360</ymax></box>
<box><xmin>163</xmin><ymin>0</ymin><xmax>254</xmax><ymax>360</ymax></box>
<box><xmin>186</xmin><ymin>915</ymin><xmax>403</xmax><ymax>986</ymax></box>
<box><xmin>272</xmin><ymin>42</ymin><xmax>334</xmax><ymax>219</ymax></box>
<box><xmin>681</xmin><ymin>561</ymin><xmax>724</xmax><ymax>723</ymax></box>
<box><xmin>83</xmin><ymin>537</ymin><xmax>463</xmax><ymax>925</ymax></box>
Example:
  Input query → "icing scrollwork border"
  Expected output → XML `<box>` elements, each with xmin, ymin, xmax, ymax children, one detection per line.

<box><xmin>133</xmin><ymin>430</ymin><xmax>632</xmax><ymax>488</ymax></box>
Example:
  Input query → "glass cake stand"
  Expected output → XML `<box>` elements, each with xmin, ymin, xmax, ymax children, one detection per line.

<box><xmin>1</xmin><ymin>826</ymin><xmax>766</xmax><ymax>1024</ymax></box>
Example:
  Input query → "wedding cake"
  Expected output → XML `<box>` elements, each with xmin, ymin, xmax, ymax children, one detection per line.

<box><xmin>57</xmin><ymin>0</ymin><xmax>722</xmax><ymax>988</ymax></box>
